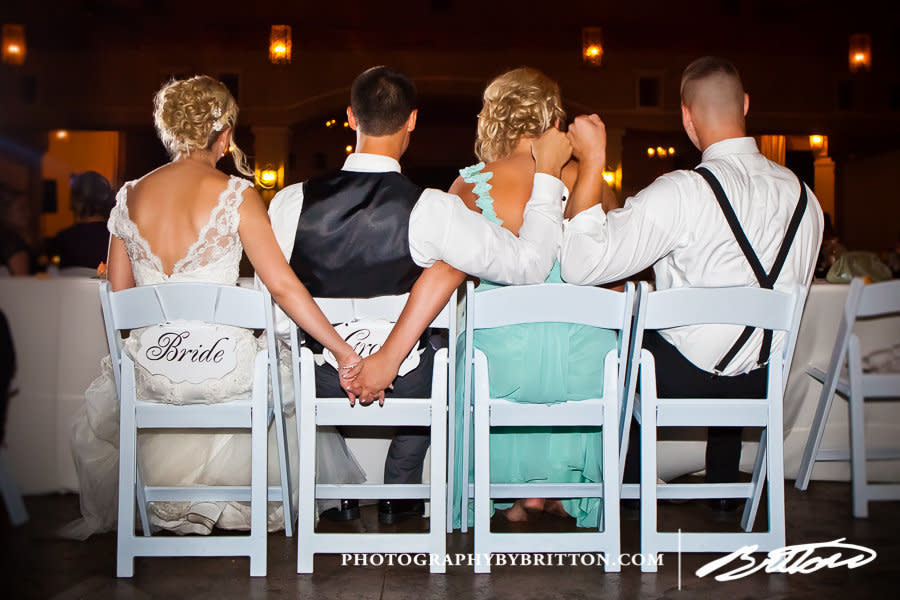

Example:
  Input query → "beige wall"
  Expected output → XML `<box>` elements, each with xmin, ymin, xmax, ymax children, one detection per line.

<box><xmin>40</xmin><ymin>131</ymin><xmax>119</xmax><ymax>238</ymax></box>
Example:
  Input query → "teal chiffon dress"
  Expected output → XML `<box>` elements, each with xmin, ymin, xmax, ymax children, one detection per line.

<box><xmin>451</xmin><ymin>162</ymin><xmax>619</xmax><ymax>529</ymax></box>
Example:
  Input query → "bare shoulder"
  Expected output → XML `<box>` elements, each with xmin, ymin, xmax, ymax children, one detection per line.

<box><xmin>449</xmin><ymin>174</ymin><xmax>479</xmax><ymax>212</ymax></box>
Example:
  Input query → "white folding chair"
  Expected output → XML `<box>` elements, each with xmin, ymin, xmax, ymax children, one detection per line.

<box><xmin>467</xmin><ymin>281</ymin><xmax>633</xmax><ymax>573</ymax></box>
<box><xmin>100</xmin><ymin>281</ymin><xmax>289</xmax><ymax>577</ymax></box>
<box><xmin>628</xmin><ymin>282</ymin><xmax>806</xmax><ymax>572</ymax></box>
<box><xmin>795</xmin><ymin>278</ymin><xmax>900</xmax><ymax>517</ymax></box>
<box><xmin>457</xmin><ymin>283</ymin><xmax>635</xmax><ymax>531</ymax></box>
<box><xmin>295</xmin><ymin>292</ymin><xmax>455</xmax><ymax>573</ymax></box>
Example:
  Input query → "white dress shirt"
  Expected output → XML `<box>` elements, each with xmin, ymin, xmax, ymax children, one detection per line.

<box><xmin>561</xmin><ymin>137</ymin><xmax>824</xmax><ymax>375</ymax></box>
<box><xmin>266</xmin><ymin>153</ymin><xmax>564</xmax><ymax>335</ymax></box>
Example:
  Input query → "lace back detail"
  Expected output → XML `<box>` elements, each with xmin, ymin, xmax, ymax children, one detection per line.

<box><xmin>108</xmin><ymin>175</ymin><xmax>252</xmax><ymax>285</ymax></box>
<box><xmin>175</xmin><ymin>177</ymin><xmax>250</xmax><ymax>274</ymax></box>
<box><xmin>459</xmin><ymin>162</ymin><xmax>501</xmax><ymax>226</ymax></box>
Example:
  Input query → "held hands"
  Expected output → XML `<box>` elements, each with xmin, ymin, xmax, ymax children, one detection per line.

<box><xmin>531</xmin><ymin>125</ymin><xmax>572</xmax><ymax>179</ymax></box>
<box><xmin>343</xmin><ymin>350</ymin><xmax>399</xmax><ymax>407</ymax></box>
<box><xmin>335</xmin><ymin>347</ymin><xmax>364</xmax><ymax>404</ymax></box>
<box><xmin>566</xmin><ymin>114</ymin><xmax>607</xmax><ymax>167</ymax></box>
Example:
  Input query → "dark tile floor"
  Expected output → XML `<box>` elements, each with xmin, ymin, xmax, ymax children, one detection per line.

<box><xmin>1</xmin><ymin>482</ymin><xmax>897</xmax><ymax>599</ymax></box>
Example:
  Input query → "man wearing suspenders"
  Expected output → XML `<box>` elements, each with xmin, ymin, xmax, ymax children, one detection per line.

<box><xmin>560</xmin><ymin>56</ymin><xmax>824</xmax><ymax>511</ymax></box>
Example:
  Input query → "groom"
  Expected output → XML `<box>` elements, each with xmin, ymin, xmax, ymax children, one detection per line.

<box><xmin>268</xmin><ymin>66</ymin><xmax>571</xmax><ymax>524</ymax></box>
<box><xmin>560</xmin><ymin>57</ymin><xmax>823</xmax><ymax>508</ymax></box>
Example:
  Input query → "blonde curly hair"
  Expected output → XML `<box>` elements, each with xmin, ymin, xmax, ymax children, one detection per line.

<box><xmin>153</xmin><ymin>75</ymin><xmax>252</xmax><ymax>176</ymax></box>
<box><xmin>475</xmin><ymin>68</ymin><xmax>565</xmax><ymax>163</ymax></box>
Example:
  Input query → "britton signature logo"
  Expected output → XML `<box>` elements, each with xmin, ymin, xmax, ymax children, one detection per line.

<box><xmin>695</xmin><ymin>538</ymin><xmax>876</xmax><ymax>581</ymax></box>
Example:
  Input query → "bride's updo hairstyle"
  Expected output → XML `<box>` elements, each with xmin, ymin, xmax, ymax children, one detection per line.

<box><xmin>153</xmin><ymin>75</ymin><xmax>253</xmax><ymax>176</ymax></box>
<box><xmin>475</xmin><ymin>67</ymin><xmax>565</xmax><ymax>163</ymax></box>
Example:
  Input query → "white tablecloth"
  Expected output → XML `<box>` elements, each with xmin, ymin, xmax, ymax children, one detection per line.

<box><xmin>1</xmin><ymin>279</ymin><xmax>897</xmax><ymax>494</ymax></box>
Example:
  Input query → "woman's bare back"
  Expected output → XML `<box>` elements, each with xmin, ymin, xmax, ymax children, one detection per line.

<box><xmin>125</xmin><ymin>161</ymin><xmax>233</xmax><ymax>275</ymax></box>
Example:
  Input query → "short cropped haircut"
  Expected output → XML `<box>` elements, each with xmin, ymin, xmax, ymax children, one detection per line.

<box><xmin>350</xmin><ymin>66</ymin><xmax>417</xmax><ymax>136</ymax></box>
<box><xmin>680</xmin><ymin>56</ymin><xmax>744</xmax><ymax>106</ymax></box>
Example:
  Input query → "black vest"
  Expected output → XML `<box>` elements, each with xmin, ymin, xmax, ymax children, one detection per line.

<box><xmin>290</xmin><ymin>169</ymin><xmax>423</xmax><ymax>298</ymax></box>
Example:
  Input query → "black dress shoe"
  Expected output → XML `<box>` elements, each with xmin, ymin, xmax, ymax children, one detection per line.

<box><xmin>707</xmin><ymin>498</ymin><xmax>744</xmax><ymax>513</ymax></box>
<box><xmin>378</xmin><ymin>499</ymin><xmax>424</xmax><ymax>525</ymax></box>
<box><xmin>321</xmin><ymin>499</ymin><xmax>360</xmax><ymax>522</ymax></box>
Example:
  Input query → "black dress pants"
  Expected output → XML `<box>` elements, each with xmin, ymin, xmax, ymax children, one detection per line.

<box><xmin>622</xmin><ymin>330</ymin><xmax>768</xmax><ymax>484</ymax></box>
<box><xmin>314</xmin><ymin>345</ymin><xmax>435</xmax><ymax>485</ymax></box>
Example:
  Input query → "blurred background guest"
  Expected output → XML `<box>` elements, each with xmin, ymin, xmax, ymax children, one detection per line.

<box><xmin>47</xmin><ymin>171</ymin><xmax>114</xmax><ymax>270</ymax></box>
<box><xmin>0</xmin><ymin>184</ymin><xmax>31</xmax><ymax>276</ymax></box>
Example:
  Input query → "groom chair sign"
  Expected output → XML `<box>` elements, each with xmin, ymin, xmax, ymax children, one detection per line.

<box><xmin>99</xmin><ymin>281</ymin><xmax>290</xmax><ymax>577</ymax></box>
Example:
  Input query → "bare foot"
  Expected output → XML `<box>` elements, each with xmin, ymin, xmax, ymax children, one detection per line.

<box><xmin>522</xmin><ymin>498</ymin><xmax>545</xmax><ymax>512</ymax></box>
<box><xmin>501</xmin><ymin>500</ymin><xmax>530</xmax><ymax>522</ymax></box>
<box><xmin>544</xmin><ymin>499</ymin><xmax>569</xmax><ymax>518</ymax></box>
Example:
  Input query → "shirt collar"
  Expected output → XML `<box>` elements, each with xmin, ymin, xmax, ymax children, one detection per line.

<box><xmin>701</xmin><ymin>137</ymin><xmax>759</xmax><ymax>162</ymax></box>
<box><xmin>342</xmin><ymin>152</ymin><xmax>402</xmax><ymax>174</ymax></box>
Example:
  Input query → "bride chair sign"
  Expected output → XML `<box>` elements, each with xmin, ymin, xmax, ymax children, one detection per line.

<box><xmin>99</xmin><ymin>281</ymin><xmax>285</xmax><ymax>577</ymax></box>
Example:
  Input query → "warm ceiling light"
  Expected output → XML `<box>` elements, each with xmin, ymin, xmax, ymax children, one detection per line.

<box><xmin>269</xmin><ymin>25</ymin><xmax>292</xmax><ymax>64</ymax></box>
<box><xmin>345</xmin><ymin>145</ymin><xmax>353</xmax><ymax>154</ymax></box>
<box><xmin>647</xmin><ymin>147</ymin><xmax>655</xmax><ymax>157</ymax></box>
<box><xmin>656</xmin><ymin>146</ymin><xmax>665</xmax><ymax>156</ymax></box>
<box><xmin>581</xmin><ymin>27</ymin><xmax>603</xmax><ymax>67</ymax></box>
<box><xmin>848</xmin><ymin>33</ymin><xmax>871</xmax><ymax>72</ymax></box>
<box><xmin>55</xmin><ymin>130</ymin><xmax>69</xmax><ymax>140</ymax></box>
<box><xmin>343</xmin><ymin>121</ymin><xmax>349</xmax><ymax>128</ymax></box>
<box><xmin>2</xmin><ymin>24</ymin><xmax>26</xmax><ymax>66</ymax></box>
<box><xmin>667</xmin><ymin>147</ymin><xmax>675</xmax><ymax>155</ymax></box>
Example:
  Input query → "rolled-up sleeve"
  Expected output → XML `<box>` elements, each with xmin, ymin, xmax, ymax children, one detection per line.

<box><xmin>409</xmin><ymin>173</ymin><xmax>564</xmax><ymax>285</ymax></box>
<box><xmin>560</xmin><ymin>174</ymin><xmax>683</xmax><ymax>285</ymax></box>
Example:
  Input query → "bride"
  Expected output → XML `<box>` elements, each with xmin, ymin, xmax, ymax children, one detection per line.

<box><xmin>61</xmin><ymin>75</ymin><xmax>366</xmax><ymax>539</ymax></box>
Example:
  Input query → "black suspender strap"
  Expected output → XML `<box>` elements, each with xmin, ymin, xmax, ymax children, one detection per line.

<box><xmin>694</xmin><ymin>166</ymin><xmax>808</xmax><ymax>373</ymax></box>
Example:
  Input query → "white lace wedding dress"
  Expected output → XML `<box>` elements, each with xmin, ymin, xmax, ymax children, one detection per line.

<box><xmin>60</xmin><ymin>175</ymin><xmax>365</xmax><ymax>540</ymax></box>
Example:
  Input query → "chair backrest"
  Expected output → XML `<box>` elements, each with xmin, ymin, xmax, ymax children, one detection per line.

<box><xmin>98</xmin><ymin>281</ymin><xmax>276</xmax><ymax>391</ymax></box>
<box><xmin>631</xmin><ymin>282</ymin><xmax>808</xmax><ymax>386</ymax></box>
<box><xmin>465</xmin><ymin>280</ymin><xmax>635</xmax><ymax>398</ymax></box>
<box><xmin>310</xmin><ymin>291</ymin><xmax>457</xmax><ymax>333</ymax></box>
<box><xmin>857</xmin><ymin>279</ymin><xmax>900</xmax><ymax>318</ymax></box>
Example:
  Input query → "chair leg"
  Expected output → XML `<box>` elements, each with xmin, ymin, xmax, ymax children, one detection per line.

<box><xmin>116</xmin><ymin>366</ymin><xmax>138</xmax><ymax>578</ymax></box>
<box><xmin>134</xmin><ymin>467</ymin><xmax>151</xmax><ymax>537</ymax></box>
<box><xmin>741</xmin><ymin>431</ymin><xmax>767</xmax><ymax>532</ymax></box>
<box><xmin>766</xmin><ymin>400</ymin><xmax>786</xmax><ymax>549</ymax></box>
<box><xmin>249</xmin><ymin>356</ymin><xmax>268</xmax><ymax>577</ymax></box>
<box><xmin>429</xmin><ymin>354</ymin><xmax>448</xmax><ymax>574</ymax></box>
<box><xmin>602</xmin><ymin>371</ymin><xmax>621</xmax><ymax>572</ymax></box>
<box><xmin>273</xmin><ymin>405</ymin><xmax>294</xmax><ymax>537</ymax></box>
<box><xmin>848</xmin><ymin>337</ymin><xmax>869</xmax><ymax>519</ymax></box>
<box><xmin>297</xmin><ymin>351</ymin><xmax>317</xmax><ymax>574</ymax></box>
<box><xmin>639</xmin><ymin>353</ymin><xmax>659</xmax><ymax>573</ymax></box>
<box><xmin>473</xmin><ymin>354</ymin><xmax>491</xmax><ymax>574</ymax></box>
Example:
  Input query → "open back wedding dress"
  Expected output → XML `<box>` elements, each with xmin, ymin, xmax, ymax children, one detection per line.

<box><xmin>61</xmin><ymin>175</ymin><xmax>365</xmax><ymax>539</ymax></box>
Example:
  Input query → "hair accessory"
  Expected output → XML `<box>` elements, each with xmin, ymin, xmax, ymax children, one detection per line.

<box><xmin>211</xmin><ymin>105</ymin><xmax>225</xmax><ymax>131</ymax></box>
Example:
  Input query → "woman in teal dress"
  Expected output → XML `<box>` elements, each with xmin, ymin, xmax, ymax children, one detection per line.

<box><xmin>450</xmin><ymin>68</ymin><xmax>618</xmax><ymax>529</ymax></box>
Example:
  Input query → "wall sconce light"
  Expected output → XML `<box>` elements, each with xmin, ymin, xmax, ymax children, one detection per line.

<box><xmin>2</xmin><ymin>24</ymin><xmax>26</xmax><ymax>65</ymax></box>
<box><xmin>345</xmin><ymin>145</ymin><xmax>353</xmax><ymax>154</ymax></box>
<box><xmin>809</xmin><ymin>134</ymin><xmax>827</xmax><ymax>156</ymax></box>
<box><xmin>257</xmin><ymin>165</ymin><xmax>279</xmax><ymax>189</ymax></box>
<box><xmin>269</xmin><ymin>25</ymin><xmax>292</xmax><ymax>65</ymax></box>
<box><xmin>601</xmin><ymin>164</ymin><xmax>622</xmax><ymax>191</ymax></box>
<box><xmin>848</xmin><ymin>33</ymin><xmax>871</xmax><ymax>72</ymax></box>
<box><xmin>647</xmin><ymin>146</ymin><xmax>675</xmax><ymax>159</ymax></box>
<box><xmin>582</xmin><ymin>27</ymin><xmax>603</xmax><ymax>67</ymax></box>
<box><xmin>55</xmin><ymin>130</ymin><xmax>69</xmax><ymax>140</ymax></box>
<box><xmin>647</xmin><ymin>147</ymin><xmax>655</xmax><ymax>157</ymax></box>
